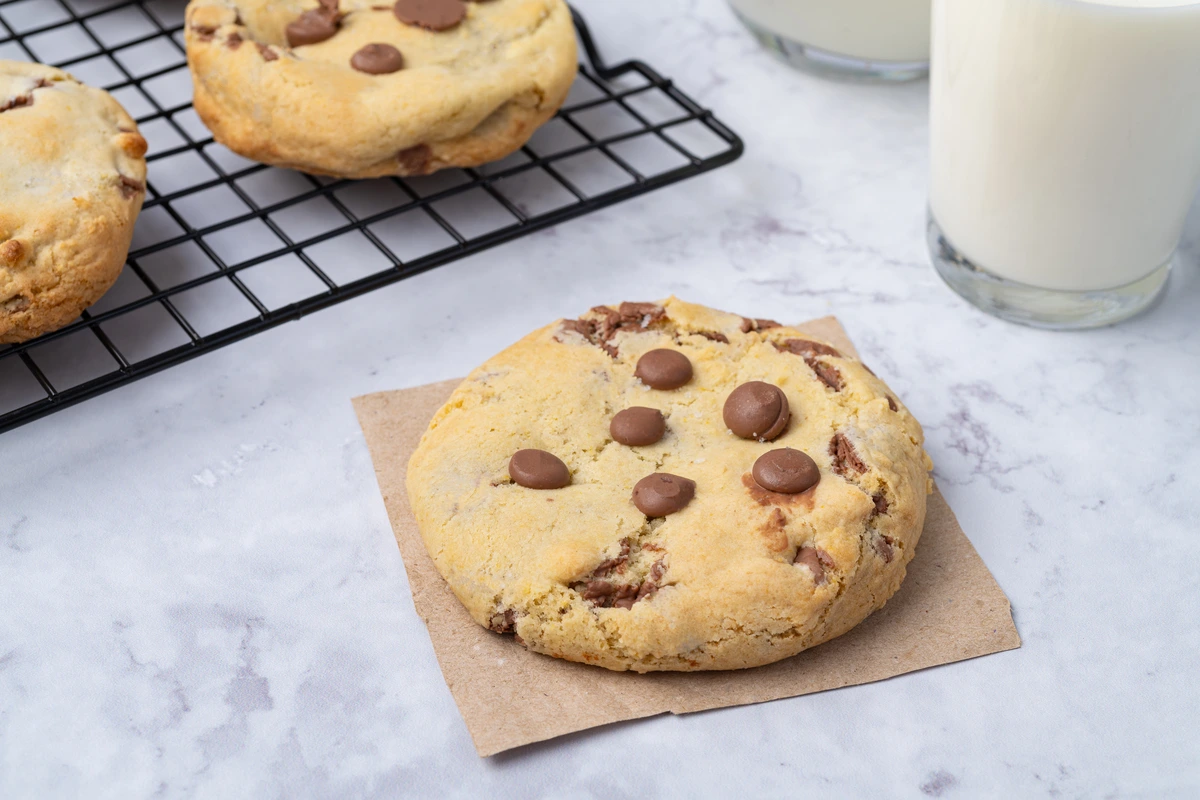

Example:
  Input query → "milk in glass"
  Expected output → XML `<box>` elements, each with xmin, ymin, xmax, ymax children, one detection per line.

<box><xmin>930</xmin><ymin>0</ymin><xmax>1200</xmax><ymax>295</ymax></box>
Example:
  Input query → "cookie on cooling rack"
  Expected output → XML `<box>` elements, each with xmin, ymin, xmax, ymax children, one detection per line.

<box><xmin>0</xmin><ymin>60</ymin><xmax>147</xmax><ymax>345</ymax></box>
<box><xmin>406</xmin><ymin>298</ymin><xmax>933</xmax><ymax>672</ymax></box>
<box><xmin>183</xmin><ymin>0</ymin><xmax>578</xmax><ymax>178</ymax></box>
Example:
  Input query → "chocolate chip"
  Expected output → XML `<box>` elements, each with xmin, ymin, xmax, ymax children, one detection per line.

<box><xmin>740</xmin><ymin>317</ymin><xmax>781</xmax><ymax>333</ymax></box>
<box><xmin>225</xmin><ymin>32</ymin><xmax>243</xmax><ymax>49</ymax></box>
<box><xmin>635</xmin><ymin>349</ymin><xmax>692</xmax><ymax>390</ymax></box>
<box><xmin>397</xmin><ymin>144</ymin><xmax>432</xmax><ymax>173</ymax></box>
<box><xmin>829</xmin><ymin>433</ymin><xmax>866</xmax><ymax>477</ymax></box>
<box><xmin>872</xmin><ymin>493</ymin><xmax>889</xmax><ymax>516</ymax></box>
<box><xmin>257</xmin><ymin>43</ymin><xmax>279</xmax><ymax>61</ymax></box>
<box><xmin>286</xmin><ymin>5</ymin><xmax>341</xmax><ymax>47</ymax></box>
<box><xmin>794</xmin><ymin>546</ymin><xmax>832</xmax><ymax>584</ymax></box>
<box><xmin>351</xmin><ymin>43</ymin><xmax>404</xmax><ymax>74</ymax></box>
<box><xmin>697</xmin><ymin>330</ymin><xmax>729</xmax><ymax>343</ymax></box>
<box><xmin>508</xmin><ymin>449</ymin><xmax>570</xmax><ymax>490</ymax></box>
<box><xmin>119</xmin><ymin>176</ymin><xmax>145</xmax><ymax>199</ymax></box>
<box><xmin>887</xmin><ymin>396</ymin><xmax>898</xmax><ymax>412</ymax></box>
<box><xmin>723</xmin><ymin>381</ymin><xmax>789</xmax><ymax>441</ymax></box>
<box><xmin>632</xmin><ymin>473</ymin><xmax>695</xmax><ymax>517</ymax></box>
<box><xmin>393</xmin><ymin>0</ymin><xmax>466</xmax><ymax>30</ymax></box>
<box><xmin>610</xmin><ymin>407</ymin><xmax>666</xmax><ymax>447</ymax></box>
<box><xmin>192</xmin><ymin>25</ymin><xmax>216</xmax><ymax>41</ymax></box>
<box><xmin>752</xmin><ymin>448</ymin><xmax>820</xmax><ymax>495</ymax></box>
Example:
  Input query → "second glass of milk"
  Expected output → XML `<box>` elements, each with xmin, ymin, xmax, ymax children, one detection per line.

<box><xmin>928</xmin><ymin>0</ymin><xmax>1200</xmax><ymax>329</ymax></box>
<box><xmin>728</xmin><ymin>0</ymin><xmax>932</xmax><ymax>81</ymax></box>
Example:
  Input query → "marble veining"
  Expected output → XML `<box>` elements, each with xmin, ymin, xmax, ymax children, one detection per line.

<box><xmin>2</xmin><ymin>0</ymin><xmax>1199</xmax><ymax>796</ymax></box>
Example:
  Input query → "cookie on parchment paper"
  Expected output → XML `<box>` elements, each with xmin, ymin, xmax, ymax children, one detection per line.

<box><xmin>407</xmin><ymin>298</ymin><xmax>933</xmax><ymax>672</ymax></box>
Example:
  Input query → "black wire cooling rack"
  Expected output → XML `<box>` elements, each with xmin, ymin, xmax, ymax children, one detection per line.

<box><xmin>0</xmin><ymin>1</ymin><xmax>743</xmax><ymax>434</ymax></box>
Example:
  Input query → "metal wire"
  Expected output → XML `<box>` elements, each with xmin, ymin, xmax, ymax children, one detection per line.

<box><xmin>0</xmin><ymin>1</ymin><xmax>743</xmax><ymax>434</ymax></box>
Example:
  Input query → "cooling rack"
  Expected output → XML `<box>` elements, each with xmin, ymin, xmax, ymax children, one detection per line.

<box><xmin>0</xmin><ymin>0</ymin><xmax>743</xmax><ymax>434</ymax></box>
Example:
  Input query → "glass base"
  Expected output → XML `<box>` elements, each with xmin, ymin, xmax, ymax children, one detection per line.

<box><xmin>732</xmin><ymin>9</ymin><xmax>929</xmax><ymax>82</ymax></box>
<box><xmin>927</xmin><ymin>211</ymin><xmax>1171</xmax><ymax>330</ymax></box>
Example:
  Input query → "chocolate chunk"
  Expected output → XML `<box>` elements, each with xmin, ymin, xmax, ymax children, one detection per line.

<box><xmin>740</xmin><ymin>317</ymin><xmax>781</xmax><ymax>333</ymax></box>
<box><xmin>593</xmin><ymin>540</ymin><xmax>632</xmax><ymax>577</ymax></box>
<box><xmin>286</xmin><ymin>4</ymin><xmax>341</xmax><ymax>47</ymax></box>
<box><xmin>3</xmin><ymin>294</ymin><xmax>30</xmax><ymax>313</ymax></box>
<box><xmin>556</xmin><ymin>303</ymin><xmax>664</xmax><ymax>358</ymax></box>
<box><xmin>393</xmin><ymin>0</ymin><xmax>466</xmax><ymax>30</ymax></box>
<box><xmin>774</xmin><ymin>339</ymin><xmax>844</xmax><ymax>391</ymax></box>
<box><xmin>225</xmin><ymin>32</ymin><xmax>243</xmax><ymax>49</ymax></box>
<box><xmin>119</xmin><ymin>176</ymin><xmax>145</xmax><ymax>199</ymax></box>
<box><xmin>632</xmin><ymin>473</ymin><xmax>695</xmax><ymax>517</ymax></box>
<box><xmin>0</xmin><ymin>94</ymin><xmax>33</xmax><ymax>113</ymax></box>
<box><xmin>635</xmin><ymin>349</ymin><xmax>692</xmax><ymax>390</ymax></box>
<box><xmin>192</xmin><ymin>25</ymin><xmax>216</xmax><ymax>41</ymax></box>
<box><xmin>697</xmin><ymin>330</ymin><xmax>729</xmax><ymax>343</ymax></box>
<box><xmin>558</xmin><ymin>318</ymin><xmax>596</xmax><ymax>339</ymax></box>
<box><xmin>752</xmin><ymin>448</ymin><xmax>820</xmax><ymax>495</ymax></box>
<box><xmin>636</xmin><ymin>559</ymin><xmax>666</xmax><ymax>601</ymax></box>
<box><xmin>581</xmin><ymin>580</ymin><xmax>614</xmax><ymax>601</ymax></box>
<box><xmin>887</xmin><ymin>396</ymin><xmax>898</xmax><ymax>412</ymax></box>
<box><xmin>488</xmin><ymin>609</ymin><xmax>515</xmax><ymax>633</ymax></box>
<box><xmin>829</xmin><ymin>433</ymin><xmax>866</xmax><ymax>477</ymax></box>
<box><xmin>257</xmin><ymin>43</ymin><xmax>279</xmax><ymax>61</ymax></box>
<box><xmin>610</xmin><ymin>584</ymin><xmax>640</xmax><ymax>610</ymax></box>
<box><xmin>351</xmin><ymin>43</ymin><xmax>404</xmax><ymax>73</ymax></box>
<box><xmin>618</xmin><ymin>302</ymin><xmax>666</xmax><ymax>325</ymax></box>
<box><xmin>872</xmin><ymin>493</ymin><xmax>889</xmax><ymax>516</ymax></box>
<box><xmin>775</xmin><ymin>339</ymin><xmax>842</xmax><ymax>359</ymax></box>
<box><xmin>874</xmin><ymin>534</ymin><xmax>895</xmax><ymax>563</ymax></box>
<box><xmin>508</xmin><ymin>449</ymin><xmax>570</xmax><ymax>490</ymax></box>
<box><xmin>794</xmin><ymin>546</ymin><xmax>832</xmax><ymax>585</ymax></box>
<box><xmin>610</xmin><ymin>407</ymin><xmax>666</xmax><ymax>447</ymax></box>
<box><xmin>810</xmin><ymin>361</ymin><xmax>843</xmax><ymax>391</ymax></box>
<box><xmin>723</xmin><ymin>381</ymin><xmax>789</xmax><ymax>441</ymax></box>
<box><xmin>396</xmin><ymin>144</ymin><xmax>431</xmax><ymax>173</ymax></box>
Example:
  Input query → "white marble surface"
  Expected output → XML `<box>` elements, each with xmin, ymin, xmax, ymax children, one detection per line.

<box><xmin>4</xmin><ymin>0</ymin><xmax>1200</xmax><ymax>796</ymax></box>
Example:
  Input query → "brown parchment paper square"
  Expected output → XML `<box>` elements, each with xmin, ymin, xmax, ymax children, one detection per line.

<box><xmin>353</xmin><ymin>316</ymin><xmax>1021</xmax><ymax>757</ymax></box>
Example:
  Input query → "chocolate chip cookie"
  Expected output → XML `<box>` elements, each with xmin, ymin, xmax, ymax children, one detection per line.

<box><xmin>184</xmin><ymin>0</ymin><xmax>577</xmax><ymax>178</ymax></box>
<box><xmin>0</xmin><ymin>61</ymin><xmax>147</xmax><ymax>344</ymax></box>
<box><xmin>407</xmin><ymin>299</ymin><xmax>934</xmax><ymax>672</ymax></box>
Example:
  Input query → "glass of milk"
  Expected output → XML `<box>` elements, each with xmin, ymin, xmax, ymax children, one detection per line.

<box><xmin>928</xmin><ymin>0</ymin><xmax>1200</xmax><ymax>329</ymax></box>
<box><xmin>728</xmin><ymin>0</ymin><xmax>932</xmax><ymax>81</ymax></box>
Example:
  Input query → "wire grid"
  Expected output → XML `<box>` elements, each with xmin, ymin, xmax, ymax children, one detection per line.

<box><xmin>0</xmin><ymin>0</ymin><xmax>743</xmax><ymax>434</ymax></box>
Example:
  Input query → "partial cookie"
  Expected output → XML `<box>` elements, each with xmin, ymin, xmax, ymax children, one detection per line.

<box><xmin>0</xmin><ymin>61</ymin><xmax>147</xmax><ymax>344</ymax></box>
<box><xmin>184</xmin><ymin>0</ymin><xmax>578</xmax><ymax>178</ymax></box>
<box><xmin>407</xmin><ymin>298</ymin><xmax>934</xmax><ymax>672</ymax></box>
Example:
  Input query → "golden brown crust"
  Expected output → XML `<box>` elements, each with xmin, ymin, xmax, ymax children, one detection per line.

<box><xmin>0</xmin><ymin>61</ymin><xmax>146</xmax><ymax>344</ymax></box>
<box><xmin>184</xmin><ymin>0</ymin><xmax>578</xmax><ymax>178</ymax></box>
